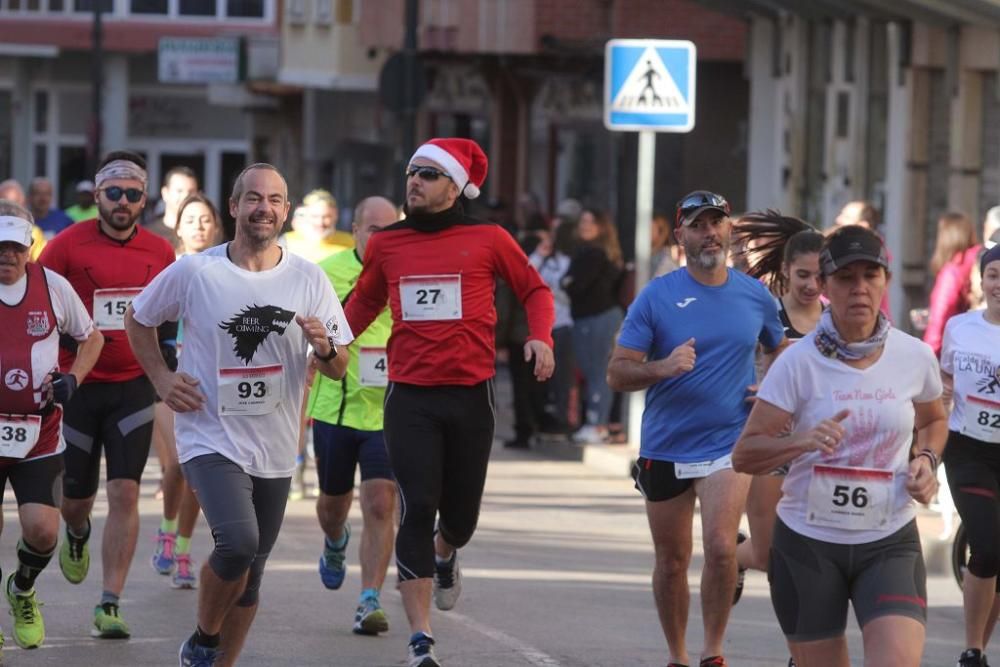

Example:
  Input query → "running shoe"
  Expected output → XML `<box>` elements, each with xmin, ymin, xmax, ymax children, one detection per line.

<box><xmin>318</xmin><ymin>524</ymin><xmax>350</xmax><ymax>590</ymax></box>
<box><xmin>59</xmin><ymin>527</ymin><xmax>90</xmax><ymax>584</ymax></box>
<box><xmin>91</xmin><ymin>602</ymin><xmax>130</xmax><ymax>639</ymax></box>
<box><xmin>733</xmin><ymin>530</ymin><xmax>747</xmax><ymax>606</ymax></box>
<box><xmin>958</xmin><ymin>648</ymin><xmax>989</xmax><ymax>666</ymax></box>
<box><xmin>172</xmin><ymin>554</ymin><xmax>198</xmax><ymax>589</ymax></box>
<box><xmin>6</xmin><ymin>574</ymin><xmax>44</xmax><ymax>649</ymax></box>
<box><xmin>353</xmin><ymin>594</ymin><xmax>389</xmax><ymax>635</ymax></box>
<box><xmin>152</xmin><ymin>529</ymin><xmax>177</xmax><ymax>575</ymax></box>
<box><xmin>666</xmin><ymin>663</ymin><xmax>689</xmax><ymax>667</ymax></box>
<box><xmin>179</xmin><ymin>634</ymin><xmax>220</xmax><ymax>666</ymax></box>
<box><xmin>700</xmin><ymin>657</ymin><xmax>727</xmax><ymax>667</ymax></box>
<box><xmin>407</xmin><ymin>632</ymin><xmax>441</xmax><ymax>667</ymax></box>
<box><xmin>433</xmin><ymin>550</ymin><xmax>462</xmax><ymax>611</ymax></box>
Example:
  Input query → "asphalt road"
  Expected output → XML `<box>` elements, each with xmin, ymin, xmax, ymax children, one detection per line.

<box><xmin>0</xmin><ymin>442</ymin><xmax>970</xmax><ymax>667</ymax></box>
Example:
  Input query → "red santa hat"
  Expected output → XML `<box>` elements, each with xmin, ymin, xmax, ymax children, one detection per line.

<box><xmin>409</xmin><ymin>138</ymin><xmax>488</xmax><ymax>199</ymax></box>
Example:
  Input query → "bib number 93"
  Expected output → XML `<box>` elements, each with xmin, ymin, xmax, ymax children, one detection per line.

<box><xmin>237</xmin><ymin>381</ymin><xmax>267</xmax><ymax>399</ymax></box>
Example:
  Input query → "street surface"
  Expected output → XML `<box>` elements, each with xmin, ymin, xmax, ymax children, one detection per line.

<box><xmin>0</xmin><ymin>444</ymin><xmax>969</xmax><ymax>666</ymax></box>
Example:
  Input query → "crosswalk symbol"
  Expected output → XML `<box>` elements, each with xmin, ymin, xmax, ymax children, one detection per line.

<box><xmin>604</xmin><ymin>39</ymin><xmax>696</xmax><ymax>132</ymax></box>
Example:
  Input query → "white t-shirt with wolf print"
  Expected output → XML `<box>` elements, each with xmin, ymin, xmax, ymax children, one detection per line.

<box><xmin>758</xmin><ymin>328</ymin><xmax>942</xmax><ymax>544</ymax></box>
<box><xmin>132</xmin><ymin>244</ymin><xmax>353</xmax><ymax>477</ymax></box>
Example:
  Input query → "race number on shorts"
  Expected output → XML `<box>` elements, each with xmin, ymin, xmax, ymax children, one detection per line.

<box><xmin>806</xmin><ymin>465</ymin><xmax>894</xmax><ymax>531</ymax></box>
<box><xmin>92</xmin><ymin>287</ymin><xmax>143</xmax><ymax>330</ymax></box>
<box><xmin>218</xmin><ymin>365</ymin><xmax>283</xmax><ymax>416</ymax></box>
<box><xmin>674</xmin><ymin>454</ymin><xmax>732</xmax><ymax>479</ymax></box>
<box><xmin>962</xmin><ymin>395</ymin><xmax>1000</xmax><ymax>444</ymax></box>
<box><xmin>359</xmin><ymin>347</ymin><xmax>388</xmax><ymax>387</ymax></box>
<box><xmin>0</xmin><ymin>414</ymin><xmax>41</xmax><ymax>459</ymax></box>
<box><xmin>399</xmin><ymin>275</ymin><xmax>462</xmax><ymax>321</ymax></box>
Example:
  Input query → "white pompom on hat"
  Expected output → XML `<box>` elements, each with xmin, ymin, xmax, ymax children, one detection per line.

<box><xmin>409</xmin><ymin>138</ymin><xmax>488</xmax><ymax>199</ymax></box>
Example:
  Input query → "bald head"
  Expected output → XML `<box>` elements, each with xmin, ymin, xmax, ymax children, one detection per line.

<box><xmin>28</xmin><ymin>177</ymin><xmax>54</xmax><ymax>219</ymax></box>
<box><xmin>0</xmin><ymin>180</ymin><xmax>25</xmax><ymax>207</ymax></box>
<box><xmin>353</xmin><ymin>196</ymin><xmax>398</xmax><ymax>258</ymax></box>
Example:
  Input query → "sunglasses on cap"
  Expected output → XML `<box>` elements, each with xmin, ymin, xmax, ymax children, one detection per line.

<box><xmin>101</xmin><ymin>186</ymin><xmax>145</xmax><ymax>204</ymax></box>
<box><xmin>675</xmin><ymin>191</ymin><xmax>730</xmax><ymax>226</ymax></box>
<box><xmin>405</xmin><ymin>165</ymin><xmax>452</xmax><ymax>182</ymax></box>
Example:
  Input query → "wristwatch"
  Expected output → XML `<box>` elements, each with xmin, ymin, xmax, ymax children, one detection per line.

<box><xmin>314</xmin><ymin>343</ymin><xmax>339</xmax><ymax>362</ymax></box>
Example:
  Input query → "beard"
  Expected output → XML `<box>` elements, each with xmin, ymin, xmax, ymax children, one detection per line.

<box><xmin>684</xmin><ymin>239</ymin><xmax>729</xmax><ymax>271</ymax></box>
<box><xmin>99</xmin><ymin>203</ymin><xmax>141</xmax><ymax>231</ymax></box>
<box><xmin>238</xmin><ymin>210</ymin><xmax>281</xmax><ymax>247</ymax></box>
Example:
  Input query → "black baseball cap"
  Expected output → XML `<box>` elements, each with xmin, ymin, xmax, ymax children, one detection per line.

<box><xmin>820</xmin><ymin>226</ymin><xmax>889</xmax><ymax>276</ymax></box>
<box><xmin>675</xmin><ymin>190</ymin><xmax>730</xmax><ymax>227</ymax></box>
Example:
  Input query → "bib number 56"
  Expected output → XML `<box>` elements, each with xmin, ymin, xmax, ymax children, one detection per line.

<box><xmin>832</xmin><ymin>484</ymin><xmax>869</xmax><ymax>508</ymax></box>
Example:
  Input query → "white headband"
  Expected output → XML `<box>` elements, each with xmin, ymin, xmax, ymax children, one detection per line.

<box><xmin>95</xmin><ymin>159</ymin><xmax>148</xmax><ymax>188</ymax></box>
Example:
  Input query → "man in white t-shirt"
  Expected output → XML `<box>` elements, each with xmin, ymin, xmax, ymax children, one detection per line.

<box><xmin>125</xmin><ymin>164</ymin><xmax>352</xmax><ymax>667</ymax></box>
<box><xmin>0</xmin><ymin>201</ymin><xmax>104</xmax><ymax>652</ymax></box>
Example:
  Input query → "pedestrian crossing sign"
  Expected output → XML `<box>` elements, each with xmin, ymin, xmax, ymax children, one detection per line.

<box><xmin>604</xmin><ymin>39</ymin><xmax>696</xmax><ymax>132</ymax></box>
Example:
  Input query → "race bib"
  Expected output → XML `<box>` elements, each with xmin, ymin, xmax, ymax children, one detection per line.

<box><xmin>674</xmin><ymin>454</ymin><xmax>732</xmax><ymax>480</ymax></box>
<box><xmin>359</xmin><ymin>347</ymin><xmax>388</xmax><ymax>387</ymax></box>
<box><xmin>962</xmin><ymin>395</ymin><xmax>1000</xmax><ymax>444</ymax></box>
<box><xmin>93</xmin><ymin>287</ymin><xmax>142</xmax><ymax>330</ymax></box>
<box><xmin>807</xmin><ymin>465</ymin><xmax>894</xmax><ymax>531</ymax></box>
<box><xmin>218</xmin><ymin>365</ymin><xmax>283</xmax><ymax>416</ymax></box>
<box><xmin>0</xmin><ymin>414</ymin><xmax>41</xmax><ymax>459</ymax></box>
<box><xmin>399</xmin><ymin>275</ymin><xmax>462</xmax><ymax>321</ymax></box>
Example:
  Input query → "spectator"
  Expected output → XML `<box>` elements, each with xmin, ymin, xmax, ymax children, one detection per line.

<box><xmin>834</xmin><ymin>199</ymin><xmax>879</xmax><ymax>230</ymax></box>
<box><xmin>923</xmin><ymin>211</ymin><xmax>979</xmax><ymax>356</ymax></box>
<box><xmin>28</xmin><ymin>177</ymin><xmax>73</xmax><ymax>239</ymax></box>
<box><xmin>280</xmin><ymin>189</ymin><xmax>354</xmax><ymax>263</ymax></box>
<box><xmin>530</xmin><ymin>221</ymin><xmax>577</xmax><ymax>438</ymax></box>
<box><xmin>64</xmin><ymin>180</ymin><xmax>98</xmax><ymax>223</ymax></box>
<box><xmin>145</xmin><ymin>166</ymin><xmax>198</xmax><ymax>244</ymax></box>
<box><xmin>562</xmin><ymin>208</ymin><xmax>624</xmax><ymax>443</ymax></box>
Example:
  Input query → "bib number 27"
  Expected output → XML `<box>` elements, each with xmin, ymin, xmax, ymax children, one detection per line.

<box><xmin>832</xmin><ymin>484</ymin><xmax>868</xmax><ymax>508</ymax></box>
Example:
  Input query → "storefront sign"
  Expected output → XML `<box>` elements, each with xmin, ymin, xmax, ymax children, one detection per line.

<box><xmin>159</xmin><ymin>37</ymin><xmax>242</xmax><ymax>84</ymax></box>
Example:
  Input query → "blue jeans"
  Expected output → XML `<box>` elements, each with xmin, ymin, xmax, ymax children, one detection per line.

<box><xmin>571</xmin><ymin>307</ymin><xmax>623</xmax><ymax>427</ymax></box>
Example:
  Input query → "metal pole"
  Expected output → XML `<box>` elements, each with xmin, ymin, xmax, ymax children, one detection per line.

<box><xmin>627</xmin><ymin>130</ymin><xmax>656</xmax><ymax>446</ymax></box>
<box><xmin>401</xmin><ymin>0</ymin><xmax>419</xmax><ymax>159</ymax></box>
<box><xmin>89</xmin><ymin>2</ymin><xmax>104</xmax><ymax>175</ymax></box>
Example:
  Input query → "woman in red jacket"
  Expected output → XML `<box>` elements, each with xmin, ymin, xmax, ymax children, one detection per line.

<box><xmin>924</xmin><ymin>211</ymin><xmax>980</xmax><ymax>356</ymax></box>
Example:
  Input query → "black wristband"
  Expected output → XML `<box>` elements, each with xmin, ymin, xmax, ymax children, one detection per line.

<box><xmin>918</xmin><ymin>449</ymin><xmax>939</xmax><ymax>470</ymax></box>
<box><xmin>314</xmin><ymin>345</ymin><xmax>338</xmax><ymax>362</ymax></box>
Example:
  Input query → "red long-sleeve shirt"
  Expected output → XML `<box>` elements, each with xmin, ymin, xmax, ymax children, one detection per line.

<box><xmin>345</xmin><ymin>210</ymin><xmax>554</xmax><ymax>386</ymax></box>
<box><xmin>923</xmin><ymin>245</ymin><xmax>980</xmax><ymax>356</ymax></box>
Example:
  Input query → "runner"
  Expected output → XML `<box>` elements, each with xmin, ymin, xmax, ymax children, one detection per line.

<box><xmin>344</xmin><ymin>138</ymin><xmax>554</xmax><ymax>667</ymax></box>
<box><xmin>145</xmin><ymin>166</ymin><xmax>198</xmax><ymax>244</ymax></box>
<box><xmin>607</xmin><ymin>190</ymin><xmax>786</xmax><ymax>667</ymax></box>
<box><xmin>732</xmin><ymin>211</ymin><xmax>824</xmax><ymax>577</ymax></box>
<box><xmin>37</xmin><ymin>151</ymin><xmax>176</xmax><ymax>639</ymax></box>
<box><xmin>280</xmin><ymin>189</ymin><xmax>354</xmax><ymax>263</ymax></box>
<box><xmin>732</xmin><ymin>224</ymin><xmax>948</xmax><ymax>667</ymax></box>
<box><xmin>126</xmin><ymin>162</ymin><xmax>352</xmax><ymax>666</ymax></box>
<box><xmin>150</xmin><ymin>193</ymin><xmax>224</xmax><ymax>590</ymax></box>
<box><xmin>0</xmin><ymin>202</ymin><xmax>103</xmax><ymax>651</ymax></box>
<box><xmin>940</xmin><ymin>243</ymin><xmax>1000</xmax><ymax>667</ymax></box>
<box><xmin>307</xmin><ymin>195</ymin><xmax>398</xmax><ymax>635</ymax></box>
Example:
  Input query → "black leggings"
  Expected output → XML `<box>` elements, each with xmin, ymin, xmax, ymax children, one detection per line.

<box><xmin>384</xmin><ymin>380</ymin><xmax>496</xmax><ymax>581</ymax></box>
<box><xmin>945</xmin><ymin>431</ymin><xmax>1000</xmax><ymax>583</ymax></box>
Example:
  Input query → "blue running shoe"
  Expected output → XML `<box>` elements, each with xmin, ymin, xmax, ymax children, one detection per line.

<box><xmin>318</xmin><ymin>524</ymin><xmax>350</xmax><ymax>590</ymax></box>
<box><xmin>408</xmin><ymin>632</ymin><xmax>441</xmax><ymax>667</ymax></box>
<box><xmin>178</xmin><ymin>634</ymin><xmax>220</xmax><ymax>666</ymax></box>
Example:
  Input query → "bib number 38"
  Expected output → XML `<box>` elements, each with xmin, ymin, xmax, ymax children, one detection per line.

<box><xmin>0</xmin><ymin>414</ymin><xmax>41</xmax><ymax>459</ymax></box>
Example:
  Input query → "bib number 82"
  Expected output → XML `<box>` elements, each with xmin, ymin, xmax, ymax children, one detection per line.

<box><xmin>832</xmin><ymin>484</ymin><xmax>869</xmax><ymax>508</ymax></box>
<box><xmin>0</xmin><ymin>426</ymin><xmax>27</xmax><ymax>443</ymax></box>
<box><xmin>237</xmin><ymin>381</ymin><xmax>266</xmax><ymax>399</ymax></box>
<box><xmin>977</xmin><ymin>411</ymin><xmax>1000</xmax><ymax>429</ymax></box>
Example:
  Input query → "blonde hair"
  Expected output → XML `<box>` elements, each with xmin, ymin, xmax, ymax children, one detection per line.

<box><xmin>303</xmin><ymin>189</ymin><xmax>337</xmax><ymax>209</ymax></box>
<box><xmin>930</xmin><ymin>211</ymin><xmax>977</xmax><ymax>273</ymax></box>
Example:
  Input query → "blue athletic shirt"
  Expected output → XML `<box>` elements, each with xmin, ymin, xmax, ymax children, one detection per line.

<box><xmin>618</xmin><ymin>268</ymin><xmax>784</xmax><ymax>462</ymax></box>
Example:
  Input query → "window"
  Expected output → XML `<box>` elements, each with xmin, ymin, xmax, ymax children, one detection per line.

<box><xmin>335</xmin><ymin>0</ymin><xmax>352</xmax><ymax>23</ymax></box>
<box><xmin>73</xmin><ymin>0</ymin><xmax>113</xmax><ymax>10</ymax></box>
<box><xmin>131</xmin><ymin>0</ymin><xmax>167</xmax><ymax>13</ymax></box>
<box><xmin>34</xmin><ymin>91</ymin><xmax>48</xmax><ymax>134</ymax></box>
<box><xmin>50</xmin><ymin>0</ymin><xmax>64</xmax><ymax>9</ymax></box>
<box><xmin>227</xmin><ymin>0</ymin><xmax>262</xmax><ymax>18</ymax></box>
<box><xmin>179</xmin><ymin>0</ymin><xmax>215</xmax><ymax>15</ymax></box>
<box><xmin>33</xmin><ymin>144</ymin><xmax>47</xmax><ymax>177</ymax></box>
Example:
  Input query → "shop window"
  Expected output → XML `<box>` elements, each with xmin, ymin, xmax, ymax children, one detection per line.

<box><xmin>131</xmin><ymin>0</ymin><xmax>167</xmax><ymax>13</ymax></box>
<box><xmin>226</xmin><ymin>0</ymin><xmax>263</xmax><ymax>18</ymax></box>
<box><xmin>179</xmin><ymin>0</ymin><xmax>215</xmax><ymax>16</ymax></box>
<box><xmin>50</xmin><ymin>0</ymin><xmax>64</xmax><ymax>9</ymax></box>
<box><xmin>335</xmin><ymin>0</ymin><xmax>352</xmax><ymax>23</ymax></box>
<box><xmin>33</xmin><ymin>144</ymin><xmax>47</xmax><ymax>177</ymax></box>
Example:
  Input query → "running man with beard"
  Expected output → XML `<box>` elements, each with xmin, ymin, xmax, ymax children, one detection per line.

<box><xmin>37</xmin><ymin>151</ymin><xmax>176</xmax><ymax>639</ymax></box>
<box><xmin>607</xmin><ymin>191</ymin><xmax>786</xmax><ymax>667</ymax></box>
<box><xmin>126</xmin><ymin>163</ymin><xmax>352</xmax><ymax>666</ymax></box>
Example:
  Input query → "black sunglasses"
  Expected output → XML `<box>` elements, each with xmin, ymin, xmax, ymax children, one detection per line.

<box><xmin>675</xmin><ymin>191</ymin><xmax>730</xmax><ymax>226</ymax></box>
<box><xmin>405</xmin><ymin>166</ymin><xmax>452</xmax><ymax>182</ymax></box>
<box><xmin>101</xmin><ymin>186</ymin><xmax>145</xmax><ymax>204</ymax></box>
